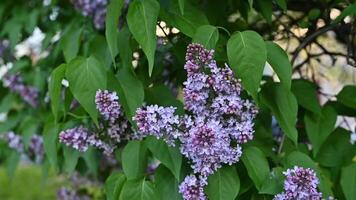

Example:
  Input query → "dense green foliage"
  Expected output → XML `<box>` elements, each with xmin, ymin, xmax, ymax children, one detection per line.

<box><xmin>0</xmin><ymin>0</ymin><xmax>355</xmax><ymax>199</ymax></box>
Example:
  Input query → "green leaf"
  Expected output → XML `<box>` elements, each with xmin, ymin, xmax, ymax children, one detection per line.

<box><xmin>65</xmin><ymin>56</ymin><xmax>107</xmax><ymax>126</ymax></box>
<box><xmin>145</xmin><ymin>84</ymin><xmax>184</xmax><ymax>115</ymax></box>
<box><xmin>105</xmin><ymin>172</ymin><xmax>126</xmax><ymax>200</ymax></box>
<box><xmin>121</xmin><ymin>141</ymin><xmax>148</xmax><ymax>180</ymax></box>
<box><xmin>88</xmin><ymin>35</ymin><xmax>112</xmax><ymax>69</ymax></box>
<box><xmin>83</xmin><ymin>148</ymin><xmax>99</xmax><ymax>176</ymax></box>
<box><xmin>106</xmin><ymin>0</ymin><xmax>125</xmax><ymax>67</ymax></box>
<box><xmin>113</xmin><ymin>68</ymin><xmax>144</xmax><ymax>124</ymax></box>
<box><xmin>145</xmin><ymin>137</ymin><xmax>182</xmax><ymax>180</ymax></box>
<box><xmin>291</xmin><ymin>79</ymin><xmax>321</xmax><ymax>114</ymax></box>
<box><xmin>286</xmin><ymin>151</ymin><xmax>317</xmax><ymax>169</ymax></box>
<box><xmin>317</xmin><ymin>128</ymin><xmax>356</xmax><ymax>167</ymax></box>
<box><xmin>318</xmin><ymin>168</ymin><xmax>334</xmax><ymax>198</ymax></box>
<box><xmin>193</xmin><ymin>25</ymin><xmax>219</xmax><ymax>50</ymax></box>
<box><xmin>120</xmin><ymin>178</ymin><xmax>159</xmax><ymax>200</ymax></box>
<box><xmin>260</xmin><ymin>83</ymin><xmax>298</xmax><ymax>145</ymax></box>
<box><xmin>155</xmin><ymin>165</ymin><xmax>181</xmax><ymax>200</ymax></box>
<box><xmin>43</xmin><ymin>120</ymin><xmax>59</xmax><ymax>168</ymax></box>
<box><xmin>265</xmin><ymin>41</ymin><xmax>292</xmax><ymax>90</ymax></box>
<box><xmin>60</xmin><ymin>24</ymin><xmax>82</xmax><ymax>62</ymax></box>
<box><xmin>178</xmin><ymin>0</ymin><xmax>185</xmax><ymax>15</ymax></box>
<box><xmin>206</xmin><ymin>165</ymin><xmax>240</xmax><ymax>200</ymax></box>
<box><xmin>160</xmin><ymin>1</ymin><xmax>209</xmax><ymax>37</ymax></box>
<box><xmin>6</xmin><ymin>151</ymin><xmax>20</xmax><ymax>179</ymax></box>
<box><xmin>260</xmin><ymin>167</ymin><xmax>284</xmax><ymax>195</ymax></box>
<box><xmin>0</xmin><ymin>94</ymin><xmax>15</xmax><ymax>113</ymax></box>
<box><xmin>127</xmin><ymin>0</ymin><xmax>160</xmax><ymax>76</ymax></box>
<box><xmin>118</xmin><ymin>26</ymin><xmax>133</xmax><ymax>68</ymax></box>
<box><xmin>304</xmin><ymin>105</ymin><xmax>337</xmax><ymax>157</ymax></box>
<box><xmin>227</xmin><ymin>31</ymin><xmax>267</xmax><ymax>99</ymax></box>
<box><xmin>62</xmin><ymin>145</ymin><xmax>80</xmax><ymax>174</ymax></box>
<box><xmin>340</xmin><ymin>163</ymin><xmax>356</xmax><ymax>200</ymax></box>
<box><xmin>275</xmin><ymin>0</ymin><xmax>287</xmax><ymax>10</ymax></box>
<box><xmin>241</xmin><ymin>146</ymin><xmax>270</xmax><ymax>190</ymax></box>
<box><xmin>336</xmin><ymin>85</ymin><xmax>356</xmax><ymax>109</ymax></box>
<box><xmin>254</xmin><ymin>0</ymin><xmax>272</xmax><ymax>23</ymax></box>
<box><xmin>334</xmin><ymin>3</ymin><xmax>356</xmax><ymax>23</ymax></box>
<box><xmin>308</xmin><ymin>9</ymin><xmax>321</xmax><ymax>20</ymax></box>
<box><xmin>19</xmin><ymin>117</ymin><xmax>38</xmax><ymax>148</ymax></box>
<box><xmin>49</xmin><ymin>64</ymin><xmax>66</xmax><ymax>121</ymax></box>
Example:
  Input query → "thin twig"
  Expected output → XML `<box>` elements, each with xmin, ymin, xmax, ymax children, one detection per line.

<box><xmin>291</xmin><ymin>25</ymin><xmax>336</xmax><ymax>65</ymax></box>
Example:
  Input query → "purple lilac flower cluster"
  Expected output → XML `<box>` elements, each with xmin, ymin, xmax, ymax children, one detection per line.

<box><xmin>0</xmin><ymin>132</ymin><xmax>24</xmax><ymax>152</ymax></box>
<box><xmin>2</xmin><ymin>74</ymin><xmax>39</xmax><ymax>107</ymax></box>
<box><xmin>0</xmin><ymin>132</ymin><xmax>44</xmax><ymax>162</ymax></box>
<box><xmin>95</xmin><ymin>89</ymin><xmax>130</xmax><ymax>142</ymax></box>
<box><xmin>133</xmin><ymin>43</ymin><xmax>257</xmax><ymax>199</ymax></box>
<box><xmin>57</xmin><ymin>172</ymin><xmax>101</xmax><ymax>200</ymax></box>
<box><xmin>59</xmin><ymin>90</ymin><xmax>131</xmax><ymax>156</ymax></box>
<box><xmin>71</xmin><ymin>0</ymin><xmax>108</xmax><ymax>29</ymax></box>
<box><xmin>28</xmin><ymin>134</ymin><xmax>45</xmax><ymax>162</ymax></box>
<box><xmin>274</xmin><ymin>166</ymin><xmax>322</xmax><ymax>200</ymax></box>
<box><xmin>59</xmin><ymin>126</ymin><xmax>114</xmax><ymax>155</ymax></box>
<box><xmin>179</xmin><ymin>175</ymin><xmax>206</xmax><ymax>200</ymax></box>
<box><xmin>57</xmin><ymin>187</ymin><xmax>90</xmax><ymax>200</ymax></box>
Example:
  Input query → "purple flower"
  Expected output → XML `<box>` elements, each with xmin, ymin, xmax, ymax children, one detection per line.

<box><xmin>2</xmin><ymin>74</ymin><xmax>39</xmax><ymax>107</ymax></box>
<box><xmin>29</xmin><ymin>134</ymin><xmax>44</xmax><ymax>163</ymax></box>
<box><xmin>0</xmin><ymin>132</ymin><xmax>24</xmax><ymax>152</ymax></box>
<box><xmin>180</xmin><ymin>118</ymin><xmax>242</xmax><ymax>177</ymax></box>
<box><xmin>18</xmin><ymin>85</ymin><xmax>39</xmax><ymax>107</ymax></box>
<box><xmin>183</xmin><ymin>73</ymin><xmax>209</xmax><ymax>114</ymax></box>
<box><xmin>95</xmin><ymin>89</ymin><xmax>131</xmax><ymax>142</ymax></box>
<box><xmin>133</xmin><ymin>43</ymin><xmax>258</xmax><ymax>199</ymax></box>
<box><xmin>185</xmin><ymin>44</ymin><xmax>214</xmax><ymax>68</ymax></box>
<box><xmin>179</xmin><ymin>175</ymin><xmax>206</xmax><ymax>200</ymax></box>
<box><xmin>59</xmin><ymin>125</ymin><xmax>115</xmax><ymax>155</ymax></box>
<box><xmin>59</xmin><ymin>126</ymin><xmax>90</xmax><ymax>152</ymax></box>
<box><xmin>95</xmin><ymin>89</ymin><xmax>121</xmax><ymax>123</ymax></box>
<box><xmin>56</xmin><ymin>187</ymin><xmax>90</xmax><ymax>200</ymax></box>
<box><xmin>274</xmin><ymin>166</ymin><xmax>322</xmax><ymax>200</ymax></box>
<box><xmin>71</xmin><ymin>0</ymin><xmax>108</xmax><ymax>29</ymax></box>
<box><xmin>87</xmin><ymin>134</ymin><xmax>115</xmax><ymax>155</ymax></box>
<box><xmin>107</xmin><ymin>120</ymin><xmax>129</xmax><ymax>142</ymax></box>
<box><xmin>133</xmin><ymin>105</ymin><xmax>180</xmax><ymax>145</ymax></box>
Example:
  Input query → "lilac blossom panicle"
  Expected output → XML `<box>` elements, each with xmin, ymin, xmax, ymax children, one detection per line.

<box><xmin>133</xmin><ymin>43</ymin><xmax>258</xmax><ymax>200</ymax></box>
<box><xmin>0</xmin><ymin>132</ymin><xmax>44</xmax><ymax>162</ymax></box>
<box><xmin>2</xmin><ymin>74</ymin><xmax>39</xmax><ymax>107</ymax></box>
<box><xmin>179</xmin><ymin>175</ymin><xmax>207</xmax><ymax>200</ymax></box>
<box><xmin>28</xmin><ymin>134</ymin><xmax>44</xmax><ymax>163</ymax></box>
<box><xmin>71</xmin><ymin>0</ymin><xmax>108</xmax><ymax>29</ymax></box>
<box><xmin>95</xmin><ymin>89</ymin><xmax>121</xmax><ymax>123</ymax></box>
<box><xmin>0</xmin><ymin>132</ymin><xmax>24</xmax><ymax>152</ymax></box>
<box><xmin>133</xmin><ymin>105</ymin><xmax>180</xmax><ymax>145</ymax></box>
<box><xmin>59</xmin><ymin>125</ymin><xmax>115</xmax><ymax>155</ymax></box>
<box><xmin>95</xmin><ymin>89</ymin><xmax>130</xmax><ymax>142</ymax></box>
<box><xmin>56</xmin><ymin>187</ymin><xmax>90</xmax><ymax>200</ymax></box>
<box><xmin>274</xmin><ymin>166</ymin><xmax>322</xmax><ymax>200</ymax></box>
<box><xmin>59</xmin><ymin>126</ymin><xmax>90</xmax><ymax>152</ymax></box>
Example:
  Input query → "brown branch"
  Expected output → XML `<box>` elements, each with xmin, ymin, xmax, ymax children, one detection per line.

<box><xmin>291</xmin><ymin>25</ymin><xmax>337</xmax><ymax>65</ymax></box>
